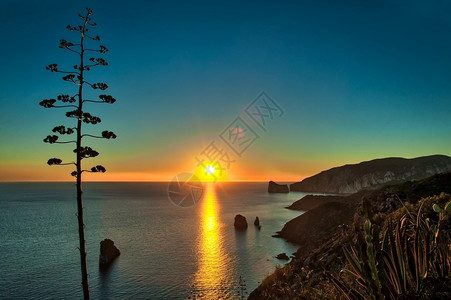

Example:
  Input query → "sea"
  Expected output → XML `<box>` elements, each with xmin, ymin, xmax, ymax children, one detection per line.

<box><xmin>0</xmin><ymin>182</ymin><xmax>307</xmax><ymax>299</ymax></box>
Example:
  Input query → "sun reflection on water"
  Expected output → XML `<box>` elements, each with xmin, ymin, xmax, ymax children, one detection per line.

<box><xmin>191</xmin><ymin>183</ymin><xmax>231</xmax><ymax>298</ymax></box>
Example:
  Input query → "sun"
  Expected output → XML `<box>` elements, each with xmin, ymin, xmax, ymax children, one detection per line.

<box><xmin>205</xmin><ymin>165</ymin><xmax>215</xmax><ymax>175</ymax></box>
<box><xmin>193</xmin><ymin>161</ymin><xmax>227</xmax><ymax>182</ymax></box>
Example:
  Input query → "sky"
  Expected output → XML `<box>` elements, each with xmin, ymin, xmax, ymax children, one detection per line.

<box><xmin>0</xmin><ymin>0</ymin><xmax>450</xmax><ymax>182</ymax></box>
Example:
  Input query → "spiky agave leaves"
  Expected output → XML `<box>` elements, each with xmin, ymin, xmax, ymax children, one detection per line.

<box><xmin>337</xmin><ymin>199</ymin><xmax>450</xmax><ymax>299</ymax></box>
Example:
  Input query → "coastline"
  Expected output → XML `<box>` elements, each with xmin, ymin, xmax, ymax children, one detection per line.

<box><xmin>249</xmin><ymin>172</ymin><xmax>451</xmax><ymax>299</ymax></box>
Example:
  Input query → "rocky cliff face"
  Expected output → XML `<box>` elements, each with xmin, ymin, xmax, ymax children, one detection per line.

<box><xmin>278</xmin><ymin>201</ymin><xmax>358</xmax><ymax>250</ymax></box>
<box><xmin>290</xmin><ymin>155</ymin><xmax>451</xmax><ymax>194</ymax></box>
<box><xmin>286</xmin><ymin>194</ymin><xmax>349</xmax><ymax>211</ymax></box>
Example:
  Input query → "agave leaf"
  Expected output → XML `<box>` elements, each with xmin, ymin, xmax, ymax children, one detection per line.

<box><xmin>344</xmin><ymin>247</ymin><xmax>364</xmax><ymax>280</ymax></box>
<box><xmin>432</xmin><ymin>204</ymin><xmax>442</xmax><ymax>214</ymax></box>
<box><xmin>383</xmin><ymin>254</ymin><xmax>401</xmax><ymax>294</ymax></box>
<box><xmin>444</xmin><ymin>201</ymin><xmax>451</xmax><ymax>212</ymax></box>
<box><xmin>395</xmin><ymin>222</ymin><xmax>407</xmax><ymax>294</ymax></box>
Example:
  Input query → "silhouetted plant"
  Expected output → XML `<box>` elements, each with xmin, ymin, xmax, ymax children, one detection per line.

<box><xmin>40</xmin><ymin>8</ymin><xmax>116</xmax><ymax>300</ymax></box>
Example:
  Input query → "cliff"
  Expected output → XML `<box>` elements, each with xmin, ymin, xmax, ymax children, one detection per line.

<box><xmin>249</xmin><ymin>172</ymin><xmax>451</xmax><ymax>299</ymax></box>
<box><xmin>278</xmin><ymin>201</ymin><xmax>358</xmax><ymax>253</ymax></box>
<box><xmin>286</xmin><ymin>194</ymin><xmax>348</xmax><ymax>211</ymax></box>
<box><xmin>281</xmin><ymin>172</ymin><xmax>451</xmax><ymax>256</ymax></box>
<box><xmin>290</xmin><ymin>155</ymin><xmax>451</xmax><ymax>194</ymax></box>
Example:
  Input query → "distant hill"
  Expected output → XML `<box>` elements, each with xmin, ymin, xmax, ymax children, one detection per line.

<box><xmin>290</xmin><ymin>155</ymin><xmax>451</xmax><ymax>194</ymax></box>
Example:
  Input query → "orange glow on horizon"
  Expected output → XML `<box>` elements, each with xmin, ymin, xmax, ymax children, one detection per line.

<box><xmin>0</xmin><ymin>168</ymin><xmax>309</xmax><ymax>183</ymax></box>
<box><xmin>0</xmin><ymin>157</ymin><xmax>315</xmax><ymax>182</ymax></box>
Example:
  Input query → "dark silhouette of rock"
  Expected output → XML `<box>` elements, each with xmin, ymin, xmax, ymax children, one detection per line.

<box><xmin>99</xmin><ymin>238</ymin><xmax>120</xmax><ymax>269</ymax></box>
<box><xmin>254</xmin><ymin>216</ymin><xmax>260</xmax><ymax>226</ymax></box>
<box><xmin>286</xmin><ymin>195</ymin><xmax>349</xmax><ymax>211</ymax></box>
<box><xmin>279</xmin><ymin>201</ymin><xmax>358</xmax><ymax>251</ymax></box>
<box><xmin>276</xmin><ymin>253</ymin><xmax>289</xmax><ymax>260</ymax></box>
<box><xmin>268</xmin><ymin>180</ymin><xmax>289</xmax><ymax>193</ymax></box>
<box><xmin>280</xmin><ymin>172</ymin><xmax>451</xmax><ymax>259</ymax></box>
<box><xmin>234</xmin><ymin>214</ymin><xmax>248</xmax><ymax>230</ymax></box>
<box><xmin>290</xmin><ymin>155</ymin><xmax>451</xmax><ymax>194</ymax></box>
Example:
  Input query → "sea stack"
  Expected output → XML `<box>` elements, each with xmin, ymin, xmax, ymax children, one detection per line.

<box><xmin>234</xmin><ymin>214</ymin><xmax>248</xmax><ymax>230</ymax></box>
<box><xmin>99</xmin><ymin>239</ymin><xmax>120</xmax><ymax>269</ymax></box>
<box><xmin>254</xmin><ymin>216</ymin><xmax>260</xmax><ymax>227</ymax></box>
<box><xmin>268</xmin><ymin>181</ymin><xmax>289</xmax><ymax>193</ymax></box>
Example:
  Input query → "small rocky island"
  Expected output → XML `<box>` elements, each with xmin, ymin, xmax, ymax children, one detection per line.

<box><xmin>254</xmin><ymin>216</ymin><xmax>260</xmax><ymax>226</ymax></box>
<box><xmin>99</xmin><ymin>239</ymin><xmax>120</xmax><ymax>269</ymax></box>
<box><xmin>268</xmin><ymin>180</ymin><xmax>289</xmax><ymax>193</ymax></box>
<box><xmin>254</xmin><ymin>216</ymin><xmax>261</xmax><ymax>230</ymax></box>
<box><xmin>234</xmin><ymin>214</ymin><xmax>248</xmax><ymax>230</ymax></box>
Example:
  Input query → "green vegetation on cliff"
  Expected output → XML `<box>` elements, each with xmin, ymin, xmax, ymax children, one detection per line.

<box><xmin>249</xmin><ymin>173</ymin><xmax>451</xmax><ymax>299</ymax></box>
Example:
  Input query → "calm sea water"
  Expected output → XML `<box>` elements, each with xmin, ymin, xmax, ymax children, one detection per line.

<box><xmin>0</xmin><ymin>182</ymin><xmax>306</xmax><ymax>299</ymax></box>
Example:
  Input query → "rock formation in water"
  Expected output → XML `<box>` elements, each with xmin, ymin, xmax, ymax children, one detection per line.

<box><xmin>276</xmin><ymin>253</ymin><xmax>290</xmax><ymax>260</ymax></box>
<box><xmin>254</xmin><ymin>216</ymin><xmax>260</xmax><ymax>226</ymax></box>
<box><xmin>268</xmin><ymin>180</ymin><xmax>289</xmax><ymax>193</ymax></box>
<box><xmin>290</xmin><ymin>155</ymin><xmax>451</xmax><ymax>194</ymax></box>
<box><xmin>234</xmin><ymin>214</ymin><xmax>248</xmax><ymax>230</ymax></box>
<box><xmin>99</xmin><ymin>238</ymin><xmax>120</xmax><ymax>269</ymax></box>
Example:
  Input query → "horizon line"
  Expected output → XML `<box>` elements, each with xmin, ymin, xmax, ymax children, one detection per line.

<box><xmin>0</xmin><ymin>179</ymin><xmax>301</xmax><ymax>183</ymax></box>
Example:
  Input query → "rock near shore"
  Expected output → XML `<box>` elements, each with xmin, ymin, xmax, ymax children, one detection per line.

<box><xmin>268</xmin><ymin>181</ymin><xmax>289</xmax><ymax>193</ymax></box>
<box><xmin>276</xmin><ymin>253</ymin><xmax>289</xmax><ymax>260</ymax></box>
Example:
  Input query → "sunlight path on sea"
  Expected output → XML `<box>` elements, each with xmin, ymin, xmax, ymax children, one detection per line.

<box><xmin>191</xmin><ymin>183</ymin><xmax>232</xmax><ymax>298</ymax></box>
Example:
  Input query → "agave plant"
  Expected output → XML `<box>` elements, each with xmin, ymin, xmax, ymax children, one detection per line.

<box><xmin>331</xmin><ymin>195</ymin><xmax>450</xmax><ymax>300</ymax></box>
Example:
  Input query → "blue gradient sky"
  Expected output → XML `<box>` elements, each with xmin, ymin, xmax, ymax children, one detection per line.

<box><xmin>0</xmin><ymin>0</ymin><xmax>450</xmax><ymax>181</ymax></box>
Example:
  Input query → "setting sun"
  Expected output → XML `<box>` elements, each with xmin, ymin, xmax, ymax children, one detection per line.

<box><xmin>193</xmin><ymin>162</ymin><xmax>227</xmax><ymax>182</ymax></box>
<box><xmin>205</xmin><ymin>165</ymin><xmax>215</xmax><ymax>175</ymax></box>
